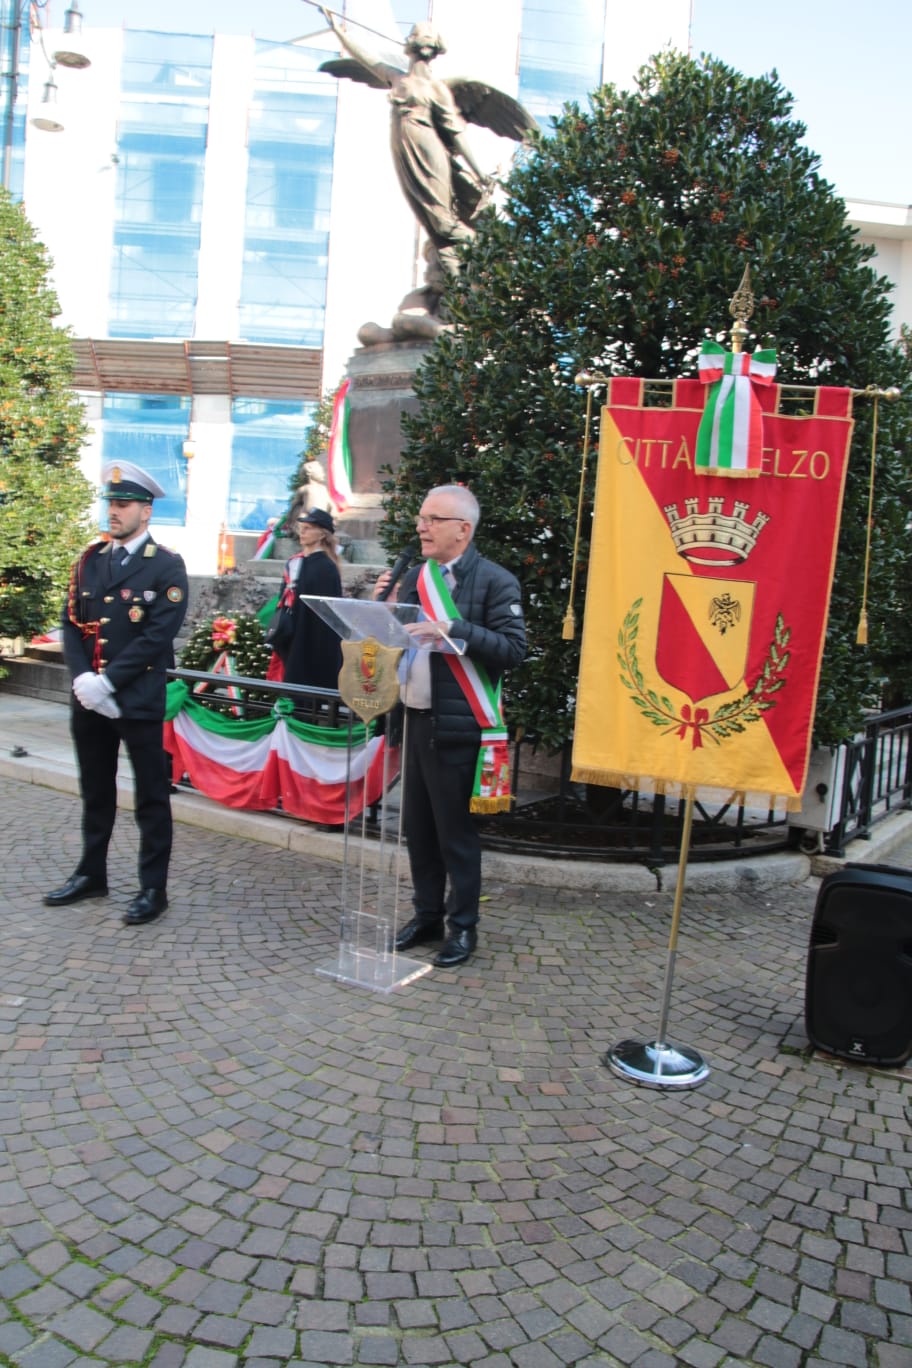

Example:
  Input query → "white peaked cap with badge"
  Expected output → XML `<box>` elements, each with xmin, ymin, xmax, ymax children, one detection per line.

<box><xmin>100</xmin><ymin>460</ymin><xmax>166</xmax><ymax>502</ymax></box>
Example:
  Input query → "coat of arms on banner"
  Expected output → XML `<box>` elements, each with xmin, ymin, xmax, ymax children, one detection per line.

<box><xmin>620</xmin><ymin>544</ymin><xmax>785</xmax><ymax>753</ymax></box>
<box><xmin>645</xmin><ymin>497</ymin><xmax>773</xmax><ymax>748</ymax></box>
<box><xmin>657</xmin><ymin>574</ymin><xmax>757</xmax><ymax>700</ymax></box>
<box><xmin>339</xmin><ymin>637</ymin><xmax>403</xmax><ymax>724</ymax></box>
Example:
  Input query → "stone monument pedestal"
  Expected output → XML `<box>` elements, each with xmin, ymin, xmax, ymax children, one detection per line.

<box><xmin>344</xmin><ymin>340</ymin><xmax>434</xmax><ymax>494</ymax></box>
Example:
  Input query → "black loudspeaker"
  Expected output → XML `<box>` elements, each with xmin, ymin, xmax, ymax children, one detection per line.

<box><xmin>805</xmin><ymin>863</ymin><xmax>912</xmax><ymax>1066</ymax></box>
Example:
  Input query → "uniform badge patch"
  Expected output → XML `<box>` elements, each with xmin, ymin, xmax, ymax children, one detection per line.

<box><xmin>166</xmin><ymin>586</ymin><xmax>184</xmax><ymax>602</ymax></box>
<box><xmin>120</xmin><ymin>588</ymin><xmax>132</xmax><ymax>600</ymax></box>
<box><xmin>143</xmin><ymin>590</ymin><xmax>156</xmax><ymax>602</ymax></box>
<box><xmin>129</xmin><ymin>606</ymin><xmax>144</xmax><ymax>623</ymax></box>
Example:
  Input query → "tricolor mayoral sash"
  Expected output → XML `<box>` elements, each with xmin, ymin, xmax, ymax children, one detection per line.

<box><xmin>572</xmin><ymin>376</ymin><xmax>854</xmax><ymax>809</ymax></box>
<box><xmin>417</xmin><ymin>560</ymin><xmax>512</xmax><ymax>813</ymax></box>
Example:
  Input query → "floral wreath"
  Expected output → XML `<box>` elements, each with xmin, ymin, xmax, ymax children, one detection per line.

<box><xmin>180</xmin><ymin>614</ymin><xmax>272</xmax><ymax>713</ymax></box>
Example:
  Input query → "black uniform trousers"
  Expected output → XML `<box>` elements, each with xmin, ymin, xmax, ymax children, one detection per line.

<box><xmin>71</xmin><ymin>705</ymin><xmax>172</xmax><ymax>890</ymax></box>
<box><xmin>402</xmin><ymin>710</ymin><xmax>481</xmax><ymax>931</ymax></box>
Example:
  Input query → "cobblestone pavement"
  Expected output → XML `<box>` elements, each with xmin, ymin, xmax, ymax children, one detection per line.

<box><xmin>1</xmin><ymin>772</ymin><xmax>910</xmax><ymax>1368</ymax></box>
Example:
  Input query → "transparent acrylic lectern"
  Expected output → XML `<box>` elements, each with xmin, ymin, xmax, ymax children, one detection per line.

<box><xmin>301</xmin><ymin>595</ymin><xmax>465</xmax><ymax>994</ymax></box>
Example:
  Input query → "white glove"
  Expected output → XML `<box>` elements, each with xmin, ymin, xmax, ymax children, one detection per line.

<box><xmin>73</xmin><ymin>672</ymin><xmax>95</xmax><ymax>707</ymax></box>
<box><xmin>73</xmin><ymin>671</ymin><xmax>118</xmax><ymax>714</ymax></box>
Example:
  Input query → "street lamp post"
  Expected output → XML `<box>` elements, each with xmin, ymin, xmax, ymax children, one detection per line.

<box><xmin>1</xmin><ymin>0</ymin><xmax>90</xmax><ymax>190</ymax></box>
<box><xmin>1</xmin><ymin>0</ymin><xmax>26</xmax><ymax>189</ymax></box>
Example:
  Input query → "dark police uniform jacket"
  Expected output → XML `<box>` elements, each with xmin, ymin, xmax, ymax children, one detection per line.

<box><xmin>61</xmin><ymin>537</ymin><xmax>189</xmax><ymax>721</ymax></box>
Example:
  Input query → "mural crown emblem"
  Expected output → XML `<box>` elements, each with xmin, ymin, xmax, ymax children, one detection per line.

<box><xmin>663</xmin><ymin>496</ymin><xmax>769</xmax><ymax>566</ymax></box>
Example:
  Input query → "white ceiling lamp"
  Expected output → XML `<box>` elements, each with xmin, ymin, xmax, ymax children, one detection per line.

<box><xmin>53</xmin><ymin>3</ymin><xmax>91</xmax><ymax>70</ymax></box>
<box><xmin>31</xmin><ymin>67</ymin><xmax>65</xmax><ymax>133</ymax></box>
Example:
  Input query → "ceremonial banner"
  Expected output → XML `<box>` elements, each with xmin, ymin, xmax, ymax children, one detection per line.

<box><xmin>572</xmin><ymin>377</ymin><xmax>854</xmax><ymax>806</ymax></box>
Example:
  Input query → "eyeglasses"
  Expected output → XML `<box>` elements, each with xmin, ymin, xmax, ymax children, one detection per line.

<box><xmin>415</xmin><ymin>514</ymin><xmax>465</xmax><ymax>528</ymax></box>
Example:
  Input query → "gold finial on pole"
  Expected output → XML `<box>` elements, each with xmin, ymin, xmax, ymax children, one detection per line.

<box><xmin>729</xmin><ymin>263</ymin><xmax>754</xmax><ymax>354</ymax></box>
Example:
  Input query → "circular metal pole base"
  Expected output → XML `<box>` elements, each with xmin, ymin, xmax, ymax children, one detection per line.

<box><xmin>604</xmin><ymin>1039</ymin><xmax>710</xmax><ymax>1089</ymax></box>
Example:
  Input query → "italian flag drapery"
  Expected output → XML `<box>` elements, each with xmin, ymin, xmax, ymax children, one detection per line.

<box><xmin>163</xmin><ymin>683</ymin><xmax>393</xmax><ymax>825</ymax></box>
<box><xmin>572</xmin><ymin>376</ymin><xmax>854</xmax><ymax>808</ymax></box>
<box><xmin>327</xmin><ymin>379</ymin><xmax>354</xmax><ymax>513</ymax></box>
<box><xmin>252</xmin><ymin>525</ymin><xmax>278</xmax><ymax>560</ymax></box>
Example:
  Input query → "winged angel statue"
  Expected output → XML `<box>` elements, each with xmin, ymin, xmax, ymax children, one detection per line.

<box><xmin>320</xmin><ymin>8</ymin><xmax>536</xmax><ymax>284</ymax></box>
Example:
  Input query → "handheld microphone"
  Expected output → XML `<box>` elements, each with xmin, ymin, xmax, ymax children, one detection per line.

<box><xmin>377</xmin><ymin>542</ymin><xmax>418</xmax><ymax>601</ymax></box>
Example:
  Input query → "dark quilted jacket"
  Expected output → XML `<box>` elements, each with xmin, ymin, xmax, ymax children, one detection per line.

<box><xmin>398</xmin><ymin>543</ymin><xmax>526</xmax><ymax>751</ymax></box>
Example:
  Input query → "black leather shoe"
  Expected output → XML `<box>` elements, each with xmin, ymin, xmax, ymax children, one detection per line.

<box><xmin>43</xmin><ymin>874</ymin><xmax>108</xmax><ymax>907</ymax></box>
<box><xmin>433</xmin><ymin>928</ymin><xmax>477</xmax><ymax>968</ymax></box>
<box><xmin>395</xmin><ymin>917</ymin><xmax>445</xmax><ymax>952</ymax></box>
<box><xmin>123</xmin><ymin>888</ymin><xmax>168</xmax><ymax>925</ymax></box>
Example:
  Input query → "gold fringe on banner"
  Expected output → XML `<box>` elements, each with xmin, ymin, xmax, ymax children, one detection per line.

<box><xmin>469</xmin><ymin>795</ymin><xmax>513</xmax><ymax>815</ymax></box>
<box><xmin>568</xmin><ymin>766</ymin><xmax>804</xmax><ymax>814</ymax></box>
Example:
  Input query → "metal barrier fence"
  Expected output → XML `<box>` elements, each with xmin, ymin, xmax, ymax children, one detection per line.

<box><xmin>480</xmin><ymin>736</ymin><xmax>790</xmax><ymax>866</ymax></box>
<box><xmin>824</xmin><ymin>704</ymin><xmax>912</xmax><ymax>856</ymax></box>
<box><xmin>167</xmin><ymin>669</ymin><xmax>911</xmax><ymax>864</ymax></box>
<box><xmin>170</xmin><ymin>667</ymin><xmax>348</xmax><ymax>726</ymax></box>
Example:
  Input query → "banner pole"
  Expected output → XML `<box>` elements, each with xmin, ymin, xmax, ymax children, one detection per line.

<box><xmin>605</xmin><ymin>789</ymin><xmax>710</xmax><ymax>1089</ymax></box>
<box><xmin>655</xmin><ymin>789</ymin><xmax>694</xmax><ymax>1045</ymax></box>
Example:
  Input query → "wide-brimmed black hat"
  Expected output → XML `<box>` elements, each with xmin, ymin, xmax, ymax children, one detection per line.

<box><xmin>298</xmin><ymin>508</ymin><xmax>334</xmax><ymax>533</ymax></box>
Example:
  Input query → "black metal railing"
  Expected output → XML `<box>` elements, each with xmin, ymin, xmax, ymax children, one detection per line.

<box><xmin>166</xmin><ymin>668</ymin><xmax>911</xmax><ymax>864</ymax></box>
<box><xmin>824</xmin><ymin>704</ymin><xmax>912</xmax><ymax>856</ymax></box>
<box><xmin>475</xmin><ymin>735</ymin><xmax>790</xmax><ymax>865</ymax></box>
<box><xmin>169</xmin><ymin>667</ymin><xmax>348</xmax><ymax>726</ymax></box>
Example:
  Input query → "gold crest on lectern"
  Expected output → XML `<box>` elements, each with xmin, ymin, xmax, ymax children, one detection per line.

<box><xmin>338</xmin><ymin>637</ymin><xmax>403</xmax><ymax>724</ymax></box>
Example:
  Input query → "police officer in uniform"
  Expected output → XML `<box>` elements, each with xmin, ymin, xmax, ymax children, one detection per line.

<box><xmin>44</xmin><ymin>461</ymin><xmax>189</xmax><ymax>925</ymax></box>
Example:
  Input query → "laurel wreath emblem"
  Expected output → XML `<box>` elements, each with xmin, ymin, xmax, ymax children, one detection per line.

<box><xmin>618</xmin><ymin>598</ymin><xmax>791</xmax><ymax>746</ymax></box>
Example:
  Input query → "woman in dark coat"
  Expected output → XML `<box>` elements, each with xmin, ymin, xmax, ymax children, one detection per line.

<box><xmin>274</xmin><ymin>508</ymin><xmax>343</xmax><ymax>690</ymax></box>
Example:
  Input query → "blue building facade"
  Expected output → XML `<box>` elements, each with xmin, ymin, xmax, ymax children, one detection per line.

<box><xmin>98</xmin><ymin>32</ymin><xmax>337</xmax><ymax>533</ymax></box>
<box><xmin>518</xmin><ymin>0</ymin><xmax>608</xmax><ymax>126</ymax></box>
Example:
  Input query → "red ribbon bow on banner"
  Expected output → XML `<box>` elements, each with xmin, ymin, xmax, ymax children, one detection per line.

<box><xmin>677</xmin><ymin>704</ymin><xmax>709</xmax><ymax>748</ymax></box>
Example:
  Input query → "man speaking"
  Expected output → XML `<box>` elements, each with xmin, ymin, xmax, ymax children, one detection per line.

<box><xmin>377</xmin><ymin>484</ymin><xmax>526</xmax><ymax>967</ymax></box>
